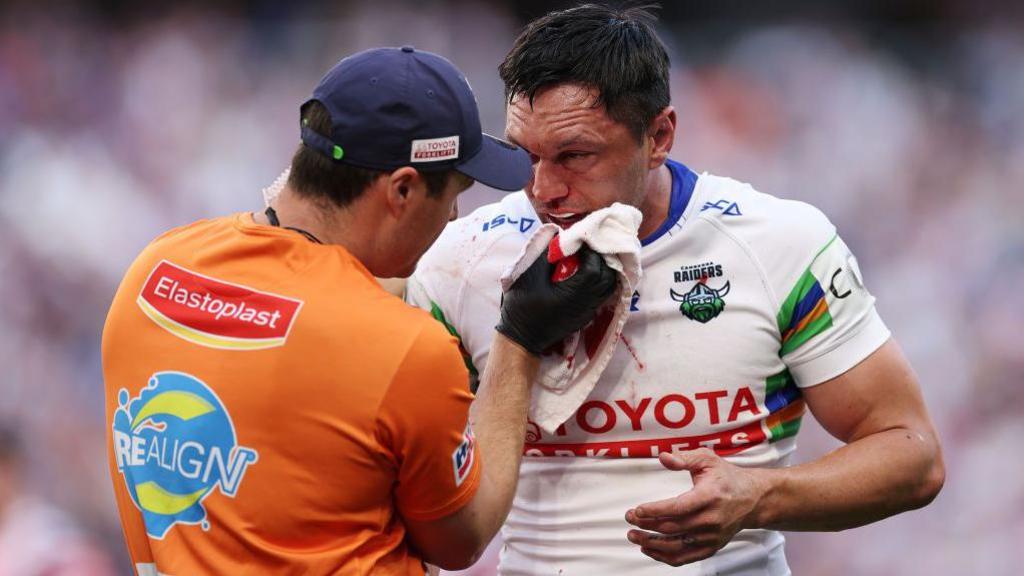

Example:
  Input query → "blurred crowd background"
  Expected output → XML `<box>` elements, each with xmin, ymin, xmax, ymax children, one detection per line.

<box><xmin>1</xmin><ymin>0</ymin><xmax>1021</xmax><ymax>574</ymax></box>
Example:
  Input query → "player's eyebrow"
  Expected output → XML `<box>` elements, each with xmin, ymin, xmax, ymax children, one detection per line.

<box><xmin>554</xmin><ymin>134</ymin><xmax>598</xmax><ymax>150</ymax></box>
<box><xmin>505</xmin><ymin>134</ymin><xmax>531</xmax><ymax>154</ymax></box>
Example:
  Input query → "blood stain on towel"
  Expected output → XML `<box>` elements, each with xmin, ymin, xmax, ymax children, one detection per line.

<box><xmin>583</xmin><ymin>307</ymin><xmax>615</xmax><ymax>359</ymax></box>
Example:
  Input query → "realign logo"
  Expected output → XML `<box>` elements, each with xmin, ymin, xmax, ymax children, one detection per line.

<box><xmin>112</xmin><ymin>371</ymin><xmax>258</xmax><ymax>539</ymax></box>
<box><xmin>137</xmin><ymin>260</ymin><xmax>303</xmax><ymax>350</ymax></box>
<box><xmin>671</xmin><ymin>281</ymin><xmax>731</xmax><ymax>323</ymax></box>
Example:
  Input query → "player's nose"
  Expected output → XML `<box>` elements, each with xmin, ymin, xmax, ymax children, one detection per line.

<box><xmin>529</xmin><ymin>159</ymin><xmax>569</xmax><ymax>203</ymax></box>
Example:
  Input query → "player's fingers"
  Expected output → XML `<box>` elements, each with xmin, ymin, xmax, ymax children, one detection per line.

<box><xmin>628</xmin><ymin>531</ymin><xmax>716</xmax><ymax>567</ymax></box>
<box><xmin>627</xmin><ymin>529</ymin><xmax>704</xmax><ymax>551</ymax></box>
<box><xmin>627</xmin><ymin>491</ymin><xmax>705</xmax><ymax>521</ymax></box>
<box><xmin>639</xmin><ymin>545</ymin><xmax>714</xmax><ymax>568</ymax></box>
<box><xmin>658</xmin><ymin>448</ymin><xmax>720</xmax><ymax>473</ymax></box>
<box><xmin>624</xmin><ymin>510</ymin><xmax>692</xmax><ymax>535</ymax></box>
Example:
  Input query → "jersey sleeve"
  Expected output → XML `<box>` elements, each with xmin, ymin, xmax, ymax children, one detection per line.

<box><xmin>407</xmin><ymin>233</ymin><xmax>482</xmax><ymax>391</ymax></box>
<box><xmin>375</xmin><ymin>324</ymin><xmax>481</xmax><ymax>521</ymax></box>
<box><xmin>763</xmin><ymin>203</ymin><xmax>891</xmax><ymax>387</ymax></box>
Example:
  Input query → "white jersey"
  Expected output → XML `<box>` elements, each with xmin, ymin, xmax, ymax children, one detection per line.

<box><xmin>408</xmin><ymin>160</ymin><xmax>890</xmax><ymax>575</ymax></box>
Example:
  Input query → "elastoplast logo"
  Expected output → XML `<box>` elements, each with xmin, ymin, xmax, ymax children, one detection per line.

<box><xmin>137</xmin><ymin>260</ymin><xmax>303</xmax><ymax>350</ymax></box>
<box><xmin>112</xmin><ymin>371</ymin><xmax>258</xmax><ymax>539</ymax></box>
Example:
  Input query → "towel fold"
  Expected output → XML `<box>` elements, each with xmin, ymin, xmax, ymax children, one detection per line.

<box><xmin>500</xmin><ymin>203</ymin><xmax>643</xmax><ymax>433</ymax></box>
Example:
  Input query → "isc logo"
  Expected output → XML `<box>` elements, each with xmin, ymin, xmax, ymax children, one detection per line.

<box><xmin>481</xmin><ymin>214</ymin><xmax>536</xmax><ymax>234</ymax></box>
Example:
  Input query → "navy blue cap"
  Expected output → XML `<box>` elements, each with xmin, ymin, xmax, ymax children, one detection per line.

<box><xmin>300</xmin><ymin>46</ymin><xmax>531</xmax><ymax>192</ymax></box>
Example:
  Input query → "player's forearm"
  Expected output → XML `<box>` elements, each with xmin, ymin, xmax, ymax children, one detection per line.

<box><xmin>465</xmin><ymin>334</ymin><xmax>539</xmax><ymax>539</ymax></box>
<box><xmin>748</xmin><ymin>426</ymin><xmax>944</xmax><ymax>531</ymax></box>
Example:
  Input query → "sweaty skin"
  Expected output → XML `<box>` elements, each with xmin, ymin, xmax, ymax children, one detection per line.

<box><xmin>623</xmin><ymin>340</ymin><xmax>944</xmax><ymax>567</ymax></box>
<box><xmin>505</xmin><ymin>83</ymin><xmax>674</xmax><ymax>240</ymax></box>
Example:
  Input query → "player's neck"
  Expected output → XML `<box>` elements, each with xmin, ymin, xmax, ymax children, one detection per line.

<box><xmin>636</xmin><ymin>163</ymin><xmax>673</xmax><ymax>241</ymax></box>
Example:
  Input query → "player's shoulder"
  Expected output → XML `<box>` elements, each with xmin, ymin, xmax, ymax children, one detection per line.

<box><xmin>692</xmin><ymin>172</ymin><xmax>836</xmax><ymax>257</ymax></box>
<box><xmin>437</xmin><ymin>192</ymin><xmax>535</xmax><ymax>245</ymax></box>
<box><xmin>417</xmin><ymin>192</ymin><xmax>535</xmax><ymax>274</ymax></box>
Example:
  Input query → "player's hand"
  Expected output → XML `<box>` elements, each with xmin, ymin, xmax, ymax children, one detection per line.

<box><xmin>623</xmin><ymin>449</ymin><xmax>767</xmax><ymax>567</ymax></box>
<box><xmin>496</xmin><ymin>245</ymin><xmax>617</xmax><ymax>355</ymax></box>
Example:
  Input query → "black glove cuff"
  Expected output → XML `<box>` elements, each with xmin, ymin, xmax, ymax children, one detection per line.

<box><xmin>494</xmin><ymin>322</ymin><xmax>543</xmax><ymax>356</ymax></box>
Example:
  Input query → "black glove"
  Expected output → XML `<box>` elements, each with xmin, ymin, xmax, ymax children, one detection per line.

<box><xmin>496</xmin><ymin>246</ymin><xmax>618</xmax><ymax>355</ymax></box>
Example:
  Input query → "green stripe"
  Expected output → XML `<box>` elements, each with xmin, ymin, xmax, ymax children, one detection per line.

<box><xmin>766</xmin><ymin>369</ymin><xmax>793</xmax><ymax>395</ymax></box>
<box><xmin>429</xmin><ymin>302</ymin><xmax>479</xmax><ymax>381</ymax></box>
<box><xmin>779</xmin><ymin>308</ymin><xmax>833</xmax><ymax>356</ymax></box>
<box><xmin>776</xmin><ymin>269</ymin><xmax>819</xmax><ymax>334</ymax></box>
<box><xmin>776</xmin><ymin>233</ymin><xmax>838</xmax><ymax>335</ymax></box>
<box><xmin>770</xmin><ymin>417</ymin><xmax>802</xmax><ymax>442</ymax></box>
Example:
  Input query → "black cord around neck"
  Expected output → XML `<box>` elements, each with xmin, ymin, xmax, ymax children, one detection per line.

<box><xmin>264</xmin><ymin>206</ymin><xmax>323</xmax><ymax>245</ymax></box>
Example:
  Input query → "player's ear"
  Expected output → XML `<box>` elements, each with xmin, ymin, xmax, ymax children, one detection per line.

<box><xmin>646</xmin><ymin>106</ymin><xmax>676</xmax><ymax>169</ymax></box>
<box><xmin>383</xmin><ymin>166</ymin><xmax>423</xmax><ymax>219</ymax></box>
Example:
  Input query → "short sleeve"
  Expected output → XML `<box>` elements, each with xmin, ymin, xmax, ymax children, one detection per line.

<box><xmin>776</xmin><ymin>233</ymin><xmax>891</xmax><ymax>387</ymax></box>
<box><xmin>408</xmin><ymin>254</ymin><xmax>481</xmax><ymax>391</ymax></box>
<box><xmin>376</xmin><ymin>324</ymin><xmax>480</xmax><ymax>521</ymax></box>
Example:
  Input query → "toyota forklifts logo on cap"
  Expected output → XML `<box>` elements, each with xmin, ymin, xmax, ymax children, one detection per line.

<box><xmin>112</xmin><ymin>371</ymin><xmax>258</xmax><ymax>539</ymax></box>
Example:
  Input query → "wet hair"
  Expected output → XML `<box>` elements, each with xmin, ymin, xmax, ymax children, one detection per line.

<box><xmin>287</xmin><ymin>101</ymin><xmax>463</xmax><ymax>207</ymax></box>
<box><xmin>499</xmin><ymin>3</ymin><xmax>671</xmax><ymax>142</ymax></box>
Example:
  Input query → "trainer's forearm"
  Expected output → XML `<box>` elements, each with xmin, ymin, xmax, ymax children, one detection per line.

<box><xmin>467</xmin><ymin>334</ymin><xmax>539</xmax><ymax>539</ymax></box>
<box><xmin>748</xmin><ymin>427</ymin><xmax>943</xmax><ymax>532</ymax></box>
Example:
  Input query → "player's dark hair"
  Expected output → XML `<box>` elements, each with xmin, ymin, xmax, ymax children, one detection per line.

<box><xmin>287</xmin><ymin>101</ymin><xmax>461</xmax><ymax>207</ymax></box>
<box><xmin>499</xmin><ymin>3</ymin><xmax>670</xmax><ymax>142</ymax></box>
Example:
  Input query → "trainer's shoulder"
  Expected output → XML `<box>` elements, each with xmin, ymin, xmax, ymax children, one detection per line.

<box><xmin>361</xmin><ymin>285</ymin><xmax>459</xmax><ymax>349</ymax></box>
<box><xmin>379</xmin><ymin>293</ymin><xmax>464</xmax><ymax>369</ymax></box>
<box><xmin>694</xmin><ymin>173</ymin><xmax>836</xmax><ymax>258</ymax></box>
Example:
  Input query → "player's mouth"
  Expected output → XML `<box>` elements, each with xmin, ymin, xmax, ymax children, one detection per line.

<box><xmin>545</xmin><ymin>211</ymin><xmax>588</xmax><ymax>228</ymax></box>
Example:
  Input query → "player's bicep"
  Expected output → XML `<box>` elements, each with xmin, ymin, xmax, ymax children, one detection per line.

<box><xmin>801</xmin><ymin>339</ymin><xmax>935</xmax><ymax>444</ymax></box>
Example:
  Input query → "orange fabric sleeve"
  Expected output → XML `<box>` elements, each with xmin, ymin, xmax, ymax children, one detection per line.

<box><xmin>376</xmin><ymin>323</ymin><xmax>481</xmax><ymax>521</ymax></box>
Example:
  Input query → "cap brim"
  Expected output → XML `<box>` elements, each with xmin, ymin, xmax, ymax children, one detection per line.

<box><xmin>455</xmin><ymin>134</ymin><xmax>532</xmax><ymax>192</ymax></box>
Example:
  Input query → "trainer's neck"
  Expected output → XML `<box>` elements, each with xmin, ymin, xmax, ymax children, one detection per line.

<box><xmin>255</xmin><ymin>186</ymin><xmax>366</xmax><ymax>255</ymax></box>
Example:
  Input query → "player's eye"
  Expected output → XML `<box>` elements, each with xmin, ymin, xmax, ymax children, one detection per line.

<box><xmin>559</xmin><ymin>151</ymin><xmax>594</xmax><ymax>165</ymax></box>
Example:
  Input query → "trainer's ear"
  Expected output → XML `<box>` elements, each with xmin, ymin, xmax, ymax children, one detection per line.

<box><xmin>383</xmin><ymin>167</ymin><xmax>424</xmax><ymax>218</ymax></box>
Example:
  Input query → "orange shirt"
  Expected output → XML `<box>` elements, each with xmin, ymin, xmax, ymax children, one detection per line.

<box><xmin>102</xmin><ymin>213</ymin><xmax>479</xmax><ymax>576</ymax></box>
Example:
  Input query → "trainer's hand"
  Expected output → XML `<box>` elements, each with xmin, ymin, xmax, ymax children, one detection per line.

<box><xmin>496</xmin><ymin>246</ymin><xmax>617</xmax><ymax>355</ymax></box>
<box><xmin>623</xmin><ymin>449</ymin><xmax>767</xmax><ymax>567</ymax></box>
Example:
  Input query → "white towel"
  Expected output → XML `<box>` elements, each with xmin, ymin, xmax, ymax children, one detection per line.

<box><xmin>500</xmin><ymin>203</ymin><xmax>643</xmax><ymax>434</ymax></box>
<box><xmin>261</xmin><ymin>168</ymin><xmax>290</xmax><ymax>206</ymax></box>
